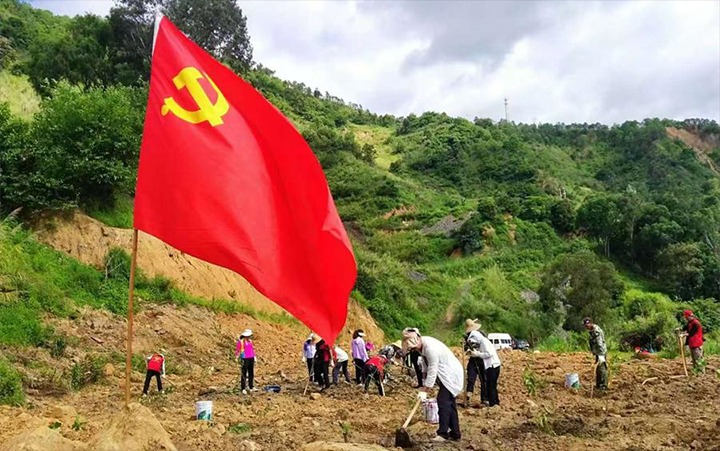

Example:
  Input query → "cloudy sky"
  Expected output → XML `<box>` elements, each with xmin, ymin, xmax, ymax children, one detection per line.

<box><xmin>30</xmin><ymin>0</ymin><xmax>720</xmax><ymax>124</ymax></box>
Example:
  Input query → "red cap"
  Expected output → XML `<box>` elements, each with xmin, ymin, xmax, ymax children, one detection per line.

<box><xmin>683</xmin><ymin>310</ymin><xmax>693</xmax><ymax>318</ymax></box>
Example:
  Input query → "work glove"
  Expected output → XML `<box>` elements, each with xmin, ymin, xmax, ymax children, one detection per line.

<box><xmin>597</xmin><ymin>355</ymin><xmax>606</xmax><ymax>364</ymax></box>
<box><xmin>417</xmin><ymin>391</ymin><xmax>428</xmax><ymax>401</ymax></box>
<box><xmin>470</xmin><ymin>350</ymin><xmax>483</xmax><ymax>358</ymax></box>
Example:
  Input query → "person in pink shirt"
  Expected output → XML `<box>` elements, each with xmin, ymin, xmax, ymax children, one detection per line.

<box><xmin>235</xmin><ymin>329</ymin><xmax>256</xmax><ymax>394</ymax></box>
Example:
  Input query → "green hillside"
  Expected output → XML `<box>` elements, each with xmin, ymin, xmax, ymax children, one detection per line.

<box><xmin>2</xmin><ymin>0</ymin><xmax>720</xmax><ymax>357</ymax></box>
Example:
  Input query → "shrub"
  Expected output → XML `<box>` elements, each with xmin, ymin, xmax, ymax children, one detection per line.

<box><xmin>0</xmin><ymin>358</ymin><xmax>25</xmax><ymax>406</ymax></box>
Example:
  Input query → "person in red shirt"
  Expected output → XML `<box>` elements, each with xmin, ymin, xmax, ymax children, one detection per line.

<box><xmin>364</xmin><ymin>355</ymin><xmax>389</xmax><ymax>396</ymax></box>
<box><xmin>681</xmin><ymin>310</ymin><xmax>704</xmax><ymax>370</ymax></box>
<box><xmin>143</xmin><ymin>351</ymin><xmax>165</xmax><ymax>396</ymax></box>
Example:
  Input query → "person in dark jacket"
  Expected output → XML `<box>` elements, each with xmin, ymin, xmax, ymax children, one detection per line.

<box><xmin>462</xmin><ymin>319</ymin><xmax>488</xmax><ymax>407</ymax></box>
<box><xmin>681</xmin><ymin>310</ymin><xmax>704</xmax><ymax>370</ymax></box>
<box><xmin>314</xmin><ymin>338</ymin><xmax>332</xmax><ymax>390</ymax></box>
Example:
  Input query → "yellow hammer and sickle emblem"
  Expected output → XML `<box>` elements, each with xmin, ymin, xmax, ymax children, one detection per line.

<box><xmin>161</xmin><ymin>67</ymin><xmax>229</xmax><ymax>127</ymax></box>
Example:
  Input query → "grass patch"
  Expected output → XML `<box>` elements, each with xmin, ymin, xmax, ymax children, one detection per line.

<box><xmin>0</xmin><ymin>357</ymin><xmax>25</xmax><ymax>406</ymax></box>
<box><xmin>0</xmin><ymin>71</ymin><xmax>40</xmax><ymax>120</ymax></box>
<box><xmin>85</xmin><ymin>195</ymin><xmax>134</xmax><ymax>229</ymax></box>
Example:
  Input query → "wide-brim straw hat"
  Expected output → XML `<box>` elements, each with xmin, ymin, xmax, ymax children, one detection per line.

<box><xmin>240</xmin><ymin>329</ymin><xmax>253</xmax><ymax>338</ymax></box>
<box><xmin>465</xmin><ymin>318</ymin><xmax>481</xmax><ymax>333</ymax></box>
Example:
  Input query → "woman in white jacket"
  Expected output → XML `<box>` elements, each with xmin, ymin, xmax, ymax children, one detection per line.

<box><xmin>402</xmin><ymin>328</ymin><xmax>464</xmax><ymax>443</ymax></box>
<box><xmin>467</xmin><ymin>329</ymin><xmax>501</xmax><ymax>406</ymax></box>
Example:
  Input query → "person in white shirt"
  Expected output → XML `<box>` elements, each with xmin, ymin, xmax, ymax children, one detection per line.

<box><xmin>302</xmin><ymin>334</ymin><xmax>316</xmax><ymax>382</ymax></box>
<box><xmin>468</xmin><ymin>328</ymin><xmax>501</xmax><ymax>406</ymax></box>
<box><xmin>402</xmin><ymin>329</ymin><xmax>463</xmax><ymax>443</ymax></box>
<box><xmin>332</xmin><ymin>344</ymin><xmax>351</xmax><ymax>384</ymax></box>
<box><xmin>463</xmin><ymin>319</ymin><xmax>488</xmax><ymax>407</ymax></box>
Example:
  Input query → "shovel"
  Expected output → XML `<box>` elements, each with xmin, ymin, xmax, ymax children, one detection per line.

<box><xmin>395</xmin><ymin>398</ymin><xmax>422</xmax><ymax>448</ymax></box>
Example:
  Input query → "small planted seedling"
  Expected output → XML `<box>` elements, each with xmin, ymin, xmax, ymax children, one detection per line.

<box><xmin>228</xmin><ymin>423</ymin><xmax>251</xmax><ymax>434</ymax></box>
<box><xmin>338</xmin><ymin>421</ymin><xmax>352</xmax><ymax>443</ymax></box>
<box><xmin>72</xmin><ymin>415</ymin><xmax>85</xmax><ymax>431</ymax></box>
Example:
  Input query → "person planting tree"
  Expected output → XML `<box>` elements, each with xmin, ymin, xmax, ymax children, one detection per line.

<box><xmin>402</xmin><ymin>329</ymin><xmax>463</xmax><ymax>443</ymax></box>
<box><xmin>680</xmin><ymin>310</ymin><xmax>704</xmax><ymax>371</ymax></box>
<box><xmin>235</xmin><ymin>329</ymin><xmax>256</xmax><ymax>394</ymax></box>
<box><xmin>583</xmin><ymin>317</ymin><xmax>608</xmax><ymax>391</ymax></box>
<box><xmin>142</xmin><ymin>350</ymin><xmax>165</xmax><ymax>397</ymax></box>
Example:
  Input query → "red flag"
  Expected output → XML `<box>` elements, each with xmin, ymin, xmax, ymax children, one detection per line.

<box><xmin>134</xmin><ymin>17</ymin><xmax>356</xmax><ymax>344</ymax></box>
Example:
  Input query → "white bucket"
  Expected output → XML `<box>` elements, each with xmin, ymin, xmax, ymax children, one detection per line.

<box><xmin>565</xmin><ymin>373</ymin><xmax>580</xmax><ymax>389</ymax></box>
<box><xmin>422</xmin><ymin>398</ymin><xmax>439</xmax><ymax>424</ymax></box>
<box><xmin>195</xmin><ymin>400</ymin><xmax>213</xmax><ymax>421</ymax></box>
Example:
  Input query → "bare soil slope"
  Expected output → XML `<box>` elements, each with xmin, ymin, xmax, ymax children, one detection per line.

<box><xmin>34</xmin><ymin>211</ymin><xmax>383</xmax><ymax>341</ymax></box>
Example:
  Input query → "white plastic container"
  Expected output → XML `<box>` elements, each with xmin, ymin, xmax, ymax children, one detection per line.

<box><xmin>195</xmin><ymin>400</ymin><xmax>213</xmax><ymax>420</ymax></box>
<box><xmin>422</xmin><ymin>398</ymin><xmax>439</xmax><ymax>424</ymax></box>
<box><xmin>565</xmin><ymin>373</ymin><xmax>580</xmax><ymax>389</ymax></box>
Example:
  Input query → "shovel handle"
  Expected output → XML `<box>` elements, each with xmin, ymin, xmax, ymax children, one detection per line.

<box><xmin>402</xmin><ymin>398</ymin><xmax>422</xmax><ymax>429</ymax></box>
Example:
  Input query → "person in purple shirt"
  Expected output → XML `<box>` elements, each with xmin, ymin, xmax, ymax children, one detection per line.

<box><xmin>351</xmin><ymin>329</ymin><xmax>369</xmax><ymax>385</ymax></box>
<box><xmin>235</xmin><ymin>329</ymin><xmax>256</xmax><ymax>394</ymax></box>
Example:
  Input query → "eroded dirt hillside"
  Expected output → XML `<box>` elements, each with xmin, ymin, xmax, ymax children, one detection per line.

<box><xmin>34</xmin><ymin>211</ymin><xmax>384</xmax><ymax>341</ymax></box>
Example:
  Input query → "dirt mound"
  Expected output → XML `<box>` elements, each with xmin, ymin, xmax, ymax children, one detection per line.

<box><xmin>34</xmin><ymin>211</ymin><xmax>384</xmax><ymax>341</ymax></box>
<box><xmin>88</xmin><ymin>403</ymin><xmax>176</xmax><ymax>451</ymax></box>
<box><xmin>0</xmin><ymin>424</ymin><xmax>86</xmax><ymax>451</ymax></box>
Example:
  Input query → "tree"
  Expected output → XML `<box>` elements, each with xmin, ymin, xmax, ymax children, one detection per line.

<box><xmin>538</xmin><ymin>252</ymin><xmax>623</xmax><ymax>332</ymax></box>
<box><xmin>163</xmin><ymin>0</ymin><xmax>253</xmax><ymax>71</ymax></box>
<box><xmin>109</xmin><ymin>0</ymin><xmax>253</xmax><ymax>84</ymax></box>
<box><xmin>26</xmin><ymin>14</ymin><xmax>113</xmax><ymax>93</ymax></box>
<box><xmin>576</xmin><ymin>194</ymin><xmax>620</xmax><ymax>256</ymax></box>
<box><xmin>452</xmin><ymin>214</ymin><xmax>485</xmax><ymax>255</ymax></box>
<box><xmin>657</xmin><ymin>243</ymin><xmax>705</xmax><ymax>301</ymax></box>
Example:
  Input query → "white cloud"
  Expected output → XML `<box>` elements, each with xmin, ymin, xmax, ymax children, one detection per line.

<box><xmin>29</xmin><ymin>0</ymin><xmax>720</xmax><ymax>123</ymax></box>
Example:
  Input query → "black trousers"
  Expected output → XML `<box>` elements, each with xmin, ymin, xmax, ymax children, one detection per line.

<box><xmin>486</xmin><ymin>365</ymin><xmax>500</xmax><ymax>406</ymax></box>
<box><xmin>314</xmin><ymin>360</ymin><xmax>330</xmax><ymax>388</ymax></box>
<box><xmin>306</xmin><ymin>358</ymin><xmax>314</xmax><ymax>382</ymax></box>
<box><xmin>363</xmin><ymin>366</ymin><xmax>385</xmax><ymax>396</ymax></box>
<box><xmin>143</xmin><ymin>369</ymin><xmax>163</xmax><ymax>394</ymax></box>
<box><xmin>466</xmin><ymin>357</ymin><xmax>487</xmax><ymax>402</ymax></box>
<box><xmin>353</xmin><ymin>358</ymin><xmax>366</xmax><ymax>384</ymax></box>
<box><xmin>332</xmin><ymin>360</ymin><xmax>351</xmax><ymax>383</ymax></box>
<box><xmin>240</xmin><ymin>358</ymin><xmax>255</xmax><ymax>390</ymax></box>
<box><xmin>437</xmin><ymin>381</ymin><xmax>461</xmax><ymax>440</ymax></box>
<box><xmin>410</xmin><ymin>351</ymin><xmax>423</xmax><ymax>387</ymax></box>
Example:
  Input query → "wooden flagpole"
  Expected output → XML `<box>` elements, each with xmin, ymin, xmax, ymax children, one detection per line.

<box><xmin>124</xmin><ymin>229</ymin><xmax>139</xmax><ymax>407</ymax></box>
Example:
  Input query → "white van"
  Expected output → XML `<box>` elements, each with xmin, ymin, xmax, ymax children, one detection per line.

<box><xmin>488</xmin><ymin>333</ymin><xmax>513</xmax><ymax>350</ymax></box>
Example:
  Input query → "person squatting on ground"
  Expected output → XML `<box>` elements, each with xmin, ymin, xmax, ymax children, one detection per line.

<box><xmin>583</xmin><ymin>317</ymin><xmax>608</xmax><ymax>390</ymax></box>
<box><xmin>351</xmin><ymin>329</ymin><xmax>369</xmax><ymax>385</ymax></box>
<box><xmin>403</xmin><ymin>327</ymin><xmax>425</xmax><ymax>388</ymax></box>
<box><xmin>143</xmin><ymin>351</ymin><xmax>165</xmax><ymax>396</ymax></box>
<box><xmin>681</xmin><ymin>310</ymin><xmax>704</xmax><ymax>370</ymax></box>
<box><xmin>332</xmin><ymin>344</ymin><xmax>351</xmax><ymax>384</ymax></box>
<box><xmin>236</xmin><ymin>329</ymin><xmax>256</xmax><ymax>394</ymax></box>
<box><xmin>303</xmin><ymin>333</ymin><xmax>316</xmax><ymax>382</ymax></box>
<box><xmin>463</xmin><ymin>319</ymin><xmax>488</xmax><ymax>407</ymax></box>
<box><xmin>402</xmin><ymin>329</ymin><xmax>464</xmax><ymax>443</ymax></box>
<box><xmin>314</xmin><ymin>337</ymin><xmax>333</xmax><ymax>390</ymax></box>
<box><xmin>364</xmin><ymin>354</ymin><xmax>389</xmax><ymax>396</ymax></box>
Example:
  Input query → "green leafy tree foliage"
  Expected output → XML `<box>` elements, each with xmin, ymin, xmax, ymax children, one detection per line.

<box><xmin>657</xmin><ymin>243</ymin><xmax>705</xmax><ymax>301</ymax></box>
<box><xmin>1</xmin><ymin>83</ymin><xmax>144</xmax><ymax>211</ymax></box>
<box><xmin>538</xmin><ymin>252</ymin><xmax>623</xmax><ymax>332</ymax></box>
<box><xmin>26</xmin><ymin>14</ymin><xmax>112</xmax><ymax>94</ymax></box>
<box><xmin>109</xmin><ymin>0</ymin><xmax>253</xmax><ymax>84</ymax></box>
<box><xmin>164</xmin><ymin>0</ymin><xmax>253</xmax><ymax>72</ymax></box>
<box><xmin>618</xmin><ymin>290</ymin><xmax>677</xmax><ymax>350</ymax></box>
<box><xmin>452</xmin><ymin>214</ymin><xmax>485</xmax><ymax>255</ymax></box>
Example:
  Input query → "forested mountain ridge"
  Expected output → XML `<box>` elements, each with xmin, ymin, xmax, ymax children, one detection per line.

<box><xmin>1</xmin><ymin>0</ymin><xmax>720</xmax><ymax>353</ymax></box>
